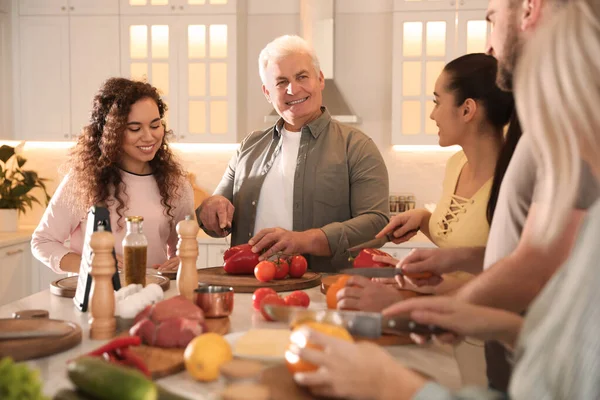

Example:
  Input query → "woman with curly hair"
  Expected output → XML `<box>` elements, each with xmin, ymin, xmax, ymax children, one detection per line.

<box><xmin>32</xmin><ymin>77</ymin><xmax>194</xmax><ymax>274</ymax></box>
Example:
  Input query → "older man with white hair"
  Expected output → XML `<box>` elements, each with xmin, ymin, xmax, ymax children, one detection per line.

<box><xmin>196</xmin><ymin>35</ymin><xmax>390</xmax><ymax>272</ymax></box>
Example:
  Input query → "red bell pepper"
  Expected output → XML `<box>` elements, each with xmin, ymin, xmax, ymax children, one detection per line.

<box><xmin>86</xmin><ymin>336</ymin><xmax>141</xmax><ymax>356</ymax></box>
<box><xmin>352</xmin><ymin>248</ymin><xmax>392</xmax><ymax>268</ymax></box>
<box><xmin>223</xmin><ymin>245</ymin><xmax>260</xmax><ymax>274</ymax></box>
<box><xmin>223</xmin><ymin>243</ymin><xmax>252</xmax><ymax>262</ymax></box>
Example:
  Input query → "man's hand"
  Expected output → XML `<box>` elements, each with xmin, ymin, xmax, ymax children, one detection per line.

<box><xmin>249</xmin><ymin>228</ymin><xmax>312</xmax><ymax>260</ymax></box>
<box><xmin>382</xmin><ymin>296</ymin><xmax>523</xmax><ymax>349</ymax></box>
<box><xmin>197</xmin><ymin>195</ymin><xmax>234</xmax><ymax>236</ymax></box>
<box><xmin>370</xmin><ymin>254</ymin><xmax>444</xmax><ymax>288</ymax></box>
<box><xmin>152</xmin><ymin>256</ymin><xmax>180</xmax><ymax>272</ymax></box>
<box><xmin>336</xmin><ymin>275</ymin><xmax>412</xmax><ymax>312</ymax></box>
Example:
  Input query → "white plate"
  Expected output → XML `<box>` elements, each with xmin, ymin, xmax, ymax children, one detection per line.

<box><xmin>224</xmin><ymin>331</ymin><xmax>286</xmax><ymax>363</ymax></box>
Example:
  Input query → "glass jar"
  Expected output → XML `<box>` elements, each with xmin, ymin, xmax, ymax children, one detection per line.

<box><xmin>398</xmin><ymin>196</ymin><xmax>407</xmax><ymax>212</ymax></box>
<box><xmin>406</xmin><ymin>195</ymin><xmax>416</xmax><ymax>210</ymax></box>
<box><xmin>122</xmin><ymin>216</ymin><xmax>148</xmax><ymax>286</ymax></box>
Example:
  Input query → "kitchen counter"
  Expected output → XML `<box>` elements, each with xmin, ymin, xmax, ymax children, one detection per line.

<box><xmin>0</xmin><ymin>227</ymin><xmax>35</xmax><ymax>247</ymax></box>
<box><xmin>0</xmin><ymin>285</ymin><xmax>461</xmax><ymax>399</ymax></box>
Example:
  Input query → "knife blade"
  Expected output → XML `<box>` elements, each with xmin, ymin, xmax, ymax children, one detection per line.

<box><xmin>263</xmin><ymin>305</ymin><xmax>448</xmax><ymax>337</ymax></box>
<box><xmin>347</xmin><ymin>229</ymin><xmax>419</xmax><ymax>253</ymax></box>
<box><xmin>0</xmin><ymin>330</ymin><xmax>69</xmax><ymax>340</ymax></box>
<box><xmin>340</xmin><ymin>267</ymin><xmax>404</xmax><ymax>278</ymax></box>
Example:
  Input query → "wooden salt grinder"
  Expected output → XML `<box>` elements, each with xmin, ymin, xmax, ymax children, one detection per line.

<box><xmin>177</xmin><ymin>215</ymin><xmax>200</xmax><ymax>301</ymax></box>
<box><xmin>89</xmin><ymin>226</ymin><xmax>116</xmax><ymax>340</ymax></box>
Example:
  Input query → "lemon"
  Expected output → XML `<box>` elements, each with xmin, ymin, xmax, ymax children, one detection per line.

<box><xmin>184</xmin><ymin>333</ymin><xmax>233</xmax><ymax>381</ymax></box>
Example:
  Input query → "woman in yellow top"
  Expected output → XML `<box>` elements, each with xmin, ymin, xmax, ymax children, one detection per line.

<box><xmin>382</xmin><ymin>53</ymin><xmax>513</xmax><ymax>285</ymax></box>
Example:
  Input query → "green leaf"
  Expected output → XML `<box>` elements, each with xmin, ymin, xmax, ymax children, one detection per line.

<box><xmin>0</xmin><ymin>145</ymin><xmax>14</xmax><ymax>163</ymax></box>
<box><xmin>16</xmin><ymin>155</ymin><xmax>26</xmax><ymax>168</ymax></box>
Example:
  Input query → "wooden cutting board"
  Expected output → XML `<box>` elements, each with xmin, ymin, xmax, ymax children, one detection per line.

<box><xmin>123</xmin><ymin>317</ymin><xmax>231</xmax><ymax>379</ymax></box>
<box><xmin>157</xmin><ymin>269</ymin><xmax>201</xmax><ymax>280</ymax></box>
<box><xmin>197</xmin><ymin>267</ymin><xmax>322</xmax><ymax>293</ymax></box>
<box><xmin>0</xmin><ymin>316</ymin><xmax>82</xmax><ymax>361</ymax></box>
<box><xmin>259</xmin><ymin>364</ymin><xmax>324</xmax><ymax>400</ymax></box>
<box><xmin>50</xmin><ymin>273</ymin><xmax>170</xmax><ymax>298</ymax></box>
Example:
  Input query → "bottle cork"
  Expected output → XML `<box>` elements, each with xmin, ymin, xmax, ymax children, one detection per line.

<box><xmin>176</xmin><ymin>215</ymin><xmax>200</xmax><ymax>301</ymax></box>
<box><xmin>89</xmin><ymin>226</ymin><xmax>116</xmax><ymax>340</ymax></box>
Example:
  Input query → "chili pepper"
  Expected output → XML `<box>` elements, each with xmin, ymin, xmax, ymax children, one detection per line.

<box><xmin>86</xmin><ymin>336</ymin><xmax>141</xmax><ymax>357</ymax></box>
<box><xmin>223</xmin><ymin>243</ymin><xmax>252</xmax><ymax>262</ymax></box>
<box><xmin>116</xmin><ymin>347</ymin><xmax>151</xmax><ymax>378</ymax></box>
<box><xmin>352</xmin><ymin>248</ymin><xmax>393</xmax><ymax>268</ymax></box>
<box><xmin>223</xmin><ymin>247</ymin><xmax>260</xmax><ymax>274</ymax></box>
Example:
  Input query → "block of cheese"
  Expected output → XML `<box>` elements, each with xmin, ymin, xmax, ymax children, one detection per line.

<box><xmin>234</xmin><ymin>329</ymin><xmax>291</xmax><ymax>359</ymax></box>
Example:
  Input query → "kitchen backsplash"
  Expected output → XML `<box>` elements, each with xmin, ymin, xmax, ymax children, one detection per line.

<box><xmin>15</xmin><ymin>145</ymin><xmax>452</xmax><ymax>227</ymax></box>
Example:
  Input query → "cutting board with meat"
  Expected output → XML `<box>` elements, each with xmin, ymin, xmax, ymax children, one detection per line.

<box><xmin>115</xmin><ymin>295</ymin><xmax>230</xmax><ymax>379</ymax></box>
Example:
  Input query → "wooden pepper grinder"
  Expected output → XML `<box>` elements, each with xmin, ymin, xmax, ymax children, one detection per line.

<box><xmin>89</xmin><ymin>226</ymin><xmax>116</xmax><ymax>340</ymax></box>
<box><xmin>177</xmin><ymin>215</ymin><xmax>200</xmax><ymax>301</ymax></box>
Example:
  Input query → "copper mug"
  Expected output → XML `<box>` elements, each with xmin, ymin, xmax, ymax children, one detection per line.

<box><xmin>194</xmin><ymin>285</ymin><xmax>234</xmax><ymax>318</ymax></box>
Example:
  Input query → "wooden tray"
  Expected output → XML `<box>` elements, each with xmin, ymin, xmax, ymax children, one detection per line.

<box><xmin>157</xmin><ymin>269</ymin><xmax>201</xmax><ymax>280</ymax></box>
<box><xmin>197</xmin><ymin>267</ymin><xmax>322</xmax><ymax>293</ymax></box>
<box><xmin>0</xmin><ymin>316</ymin><xmax>82</xmax><ymax>361</ymax></box>
<box><xmin>122</xmin><ymin>317</ymin><xmax>231</xmax><ymax>379</ymax></box>
<box><xmin>50</xmin><ymin>273</ymin><xmax>170</xmax><ymax>298</ymax></box>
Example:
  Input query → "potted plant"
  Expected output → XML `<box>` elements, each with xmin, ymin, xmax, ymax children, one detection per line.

<box><xmin>0</xmin><ymin>143</ymin><xmax>51</xmax><ymax>232</ymax></box>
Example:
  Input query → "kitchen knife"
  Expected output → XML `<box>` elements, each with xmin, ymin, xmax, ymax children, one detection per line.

<box><xmin>340</xmin><ymin>267</ymin><xmax>405</xmax><ymax>278</ymax></box>
<box><xmin>347</xmin><ymin>229</ymin><xmax>419</xmax><ymax>253</ymax></box>
<box><xmin>262</xmin><ymin>305</ymin><xmax>448</xmax><ymax>337</ymax></box>
<box><xmin>0</xmin><ymin>330</ymin><xmax>69</xmax><ymax>340</ymax></box>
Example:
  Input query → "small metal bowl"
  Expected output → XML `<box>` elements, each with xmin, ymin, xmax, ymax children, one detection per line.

<box><xmin>194</xmin><ymin>285</ymin><xmax>234</xmax><ymax>318</ymax></box>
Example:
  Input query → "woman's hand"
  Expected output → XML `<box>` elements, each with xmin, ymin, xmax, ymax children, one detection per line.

<box><xmin>153</xmin><ymin>257</ymin><xmax>180</xmax><ymax>272</ymax></box>
<box><xmin>115</xmin><ymin>254</ymin><xmax>123</xmax><ymax>271</ymax></box>
<box><xmin>382</xmin><ymin>296</ymin><xmax>523</xmax><ymax>348</ymax></box>
<box><xmin>336</xmin><ymin>275</ymin><xmax>410</xmax><ymax>312</ymax></box>
<box><xmin>371</xmin><ymin>254</ymin><xmax>443</xmax><ymax>288</ymax></box>
<box><xmin>376</xmin><ymin>209</ymin><xmax>429</xmax><ymax>244</ymax></box>
<box><xmin>291</xmin><ymin>327</ymin><xmax>428</xmax><ymax>399</ymax></box>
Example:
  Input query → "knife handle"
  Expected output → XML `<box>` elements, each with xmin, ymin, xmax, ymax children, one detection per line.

<box><xmin>383</xmin><ymin>315</ymin><xmax>450</xmax><ymax>336</ymax></box>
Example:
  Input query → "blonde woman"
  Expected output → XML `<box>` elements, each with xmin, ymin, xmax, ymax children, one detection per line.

<box><xmin>290</xmin><ymin>0</ymin><xmax>600</xmax><ymax>398</ymax></box>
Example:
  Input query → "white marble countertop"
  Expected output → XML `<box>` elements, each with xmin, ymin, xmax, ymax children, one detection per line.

<box><xmin>0</xmin><ymin>284</ymin><xmax>461</xmax><ymax>399</ymax></box>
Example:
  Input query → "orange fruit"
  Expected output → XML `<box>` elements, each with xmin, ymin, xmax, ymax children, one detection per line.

<box><xmin>325</xmin><ymin>275</ymin><xmax>350</xmax><ymax>309</ymax></box>
<box><xmin>285</xmin><ymin>321</ymin><xmax>353</xmax><ymax>374</ymax></box>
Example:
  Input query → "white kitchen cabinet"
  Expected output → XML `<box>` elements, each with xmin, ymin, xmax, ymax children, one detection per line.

<box><xmin>69</xmin><ymin>16</ymin><xmax>121</xmax><ymax>139</ymax></box>
<box><xmin>119</xmin><ymin>0</ymin><xmax>236</xmax><ymax>16</ymax></box>
<box><xmin>121</xmin><ymin>14</ymin><xmax>237</xmax><ymax>142</ymax></box>
<box><xmin>19</xmin><ymin>16</ymin><xmax>71</xmax><ymax>141</ymax></box>
<box><xmin>0</xmin><ymin>0</ymin><xmax>9</xmax><ymax>13</ymax></box>
<box><xmin>19</xmin><ymin>0</ymin><xmax>119</xmax><ymax>16</ymax></box>
<box><xmin>0</xmin><ymin>11</ymin><xmax>11</xmax><ymax>140</ymax></box>
<box><xmin>381</xmin><ymin>246</ymin><xmax>413</xmax><ymax>262</ymax></box>
<box><xmin>0</xmin><ymin>242</ymin><xmax>29</xmax><ymax>306</ymax></box>
<box><xmin>17</xmin><ymin>14</ymin><xmax>120</xmax><ymax>140</ymax></box>
<box><xmin>196</xmin><ymin>244</ymin><xmax>208</xmax><ymax>268</ymax></box>
<box><xmin>391</xmin><ymin>8</ymin><xmax>490</xmax><ymax>145</ymax></box>
<box><xmin>394</xmin><ymin>0</ymin><xmax>487</xmax><ymax>12</ymax></box>
<box><xmin>206</xmin><ymin>244</ymin><xmax>228</xmax><ymax>268</ymax></box>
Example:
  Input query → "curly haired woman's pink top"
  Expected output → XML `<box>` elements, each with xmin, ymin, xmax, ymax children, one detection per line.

<box><xmin>31</xmin><ymin>170</ymin><xmax>194</xmax><ymax>273</ymax></box>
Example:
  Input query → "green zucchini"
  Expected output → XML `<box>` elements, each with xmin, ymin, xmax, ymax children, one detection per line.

<box><xmin>53</xmin><ymin>388</ymin><xmax>96</xmax><ymax>400</ymax></box>
<box><xmin>67</xmin><ymin>357</ymin><xmax>157</xmax><ymax>400</ymax></box>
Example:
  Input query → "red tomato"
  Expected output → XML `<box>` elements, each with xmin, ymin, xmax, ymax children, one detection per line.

<box><xmin>273</xmin><ymin>258</ymin><xmax>289</xmax><ymax>280</ymax></box>
<box><xmin>287</xmin><ymin>290</ymin><xmax>310</xmax><ymax>308</ymax></box>
<box><xmin>254</xmin><ymin>261</ymin><xmax>276</xmax><ymax>282</ymax></box>
<box><xmin>260</xmin><ymin>294</ymin><xmax>286</xmax><ymax>321</ymax></box>
<box><xmin>252</xmin><ymin>287</ymin><xmax>277</xmax><ymax>311</ymax></box>
<box><xmin>284</xmin><ymin>295</ymin><xmax>304</xmax><ymax>307</ymax></box>
<box><xmin>289</xmin><ymin>255</ymin><xmax>308</xmax><ymax>278</ymax></box>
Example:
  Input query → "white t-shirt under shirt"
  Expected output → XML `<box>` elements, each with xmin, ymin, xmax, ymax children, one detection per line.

<box><xmin>253</xmin><ymin>126</ymin><xmax>302</xmax><ymax>235</ymax></box>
